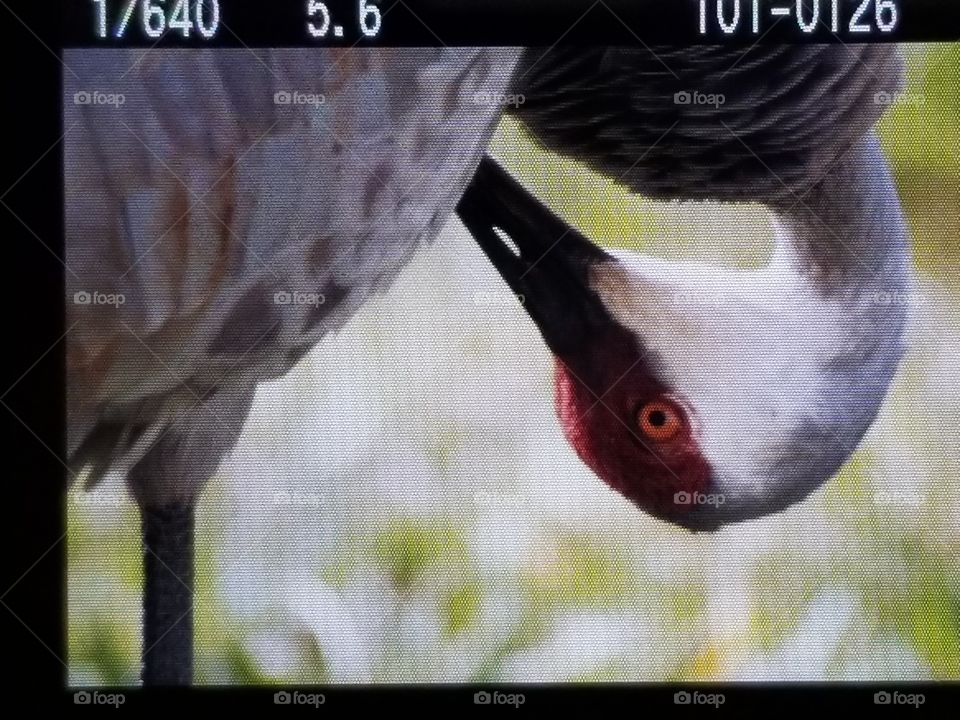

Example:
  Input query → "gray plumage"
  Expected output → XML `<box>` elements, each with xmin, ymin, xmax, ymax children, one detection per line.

<box><xmin>66</xmin><ymin>48</ymin><xmax>521</xmax><ymax>503</ymax></box>
<box><xmin>511</xmin><ymin>45</ymin><xmax>903</xmax><ymax>205</ymax></box>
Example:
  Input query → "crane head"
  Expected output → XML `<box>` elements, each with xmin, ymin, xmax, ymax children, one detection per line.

<box><xmin>457</xmin><ymin>157</ymin><xmax>901</xmax><ymax>531</ymax></box>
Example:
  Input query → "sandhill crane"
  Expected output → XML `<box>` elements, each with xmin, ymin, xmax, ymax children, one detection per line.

<box><xmin>66</xmin><ymin>45</ymin><xmax>908</xmax><ymax>684</ymax></box>
<box><xmin>459</xmin><ymin>45</ymin><xmax>910</xmax><ymax>530</ymax></box>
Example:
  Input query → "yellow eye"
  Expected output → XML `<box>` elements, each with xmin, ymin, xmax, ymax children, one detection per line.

<box><xmin>637</xmin><ymin>400</ymin><xmax>683</xmax><ymax>441</ymax></box>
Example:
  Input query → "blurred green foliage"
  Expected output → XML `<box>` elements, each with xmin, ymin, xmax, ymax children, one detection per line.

<box><xmin>878</xmin><ymin>45</ymin><xmax>960</xmax><ymax>285</ymax></box>
<box><xmin>372</xmin><ymin>518</ymin><xmax>470</xmax><ymax>594</ymax></box>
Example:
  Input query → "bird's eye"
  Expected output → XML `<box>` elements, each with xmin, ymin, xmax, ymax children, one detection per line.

<box><xmin>637</xmin><ymin>400</ymin><xmax>684</xmax><ymax>441</ymax></box>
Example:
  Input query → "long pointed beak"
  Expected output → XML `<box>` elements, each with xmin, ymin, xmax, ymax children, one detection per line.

<box><xmin>456</xmin><ymin>158</ymin><xmax>614</xmax><ymax>357</ymax></box>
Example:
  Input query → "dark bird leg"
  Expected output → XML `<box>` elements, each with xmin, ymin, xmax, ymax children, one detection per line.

<box><xmin>140</xmin><ymin>502</ymin><xmax>195</xmax><ymax>686</ymax></box>
<box><xmin>127</xmin><ymin>388</ymin><xmax>254</xmax><ymax>685</ymax></box>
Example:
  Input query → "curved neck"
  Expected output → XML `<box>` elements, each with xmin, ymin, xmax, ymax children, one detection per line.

<box><xmin>597</xmin><ymin>128</ymin><xmax>913</xmax><ymax>354</ymax></box>
<box><xmin>771</xmin><ymin>133</ymin><xmax>911</xmax><ymax>302</ymax></box>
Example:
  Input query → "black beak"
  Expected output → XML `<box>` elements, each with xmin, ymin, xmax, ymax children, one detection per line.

<box><xmin>456</xmin><ymin>157</ymin><xmax>614</xmax><ymax>357</ymax></box>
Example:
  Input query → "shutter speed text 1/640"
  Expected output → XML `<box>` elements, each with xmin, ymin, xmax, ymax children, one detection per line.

<box><xmin>89</xmin><ymin>0</ymin><xmax>383</xmax><ymax>42</ymax></box>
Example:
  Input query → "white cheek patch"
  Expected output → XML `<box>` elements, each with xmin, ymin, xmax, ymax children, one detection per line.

<box><xmin>590</xmin><ymin>254</ymin><xmax>847</xmax><ymax>486</ymax></box>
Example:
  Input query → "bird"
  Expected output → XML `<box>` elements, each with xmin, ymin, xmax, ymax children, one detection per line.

<box><xmin>65</xmin><ymin>44</ymin><xmax>909</xmax><ymax>684</ymax></box>
<box><xmin>458</xmin><ymin>44</ymin><xmax>911</xmax><ymax>531</ymax></box>
<box><xmin>65</xmin><ymin>47</ymin><xmax>522</xmax><ymax>685</ymax></box>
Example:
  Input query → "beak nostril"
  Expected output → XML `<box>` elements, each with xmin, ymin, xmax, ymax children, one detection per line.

<box><xmin>493</xmin><ymin>226</ymin><xmax>522</xmax><ymax>257</ymax></box>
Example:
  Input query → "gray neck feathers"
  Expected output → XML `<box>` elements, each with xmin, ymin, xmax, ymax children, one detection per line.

<box><xmin>766</xmin><ymin>133</ymin><xmax>912</xmax><ymax>496</ymax></box>
<box><xmin>773</xmin><ymin>133</ymin><xmax>911</xmax><ymax>304</ymax></box>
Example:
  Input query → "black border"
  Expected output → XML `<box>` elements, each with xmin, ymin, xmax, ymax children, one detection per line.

<box><xmin>4</xmin><ymin>0</ymin><xmax>67</xmax><ymax>700</ymax></box>
<box><xmin>2</xmin><ymin>0</ymin><xmax>959</xmax><ymax>709</ymax></box>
